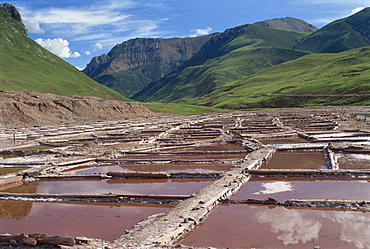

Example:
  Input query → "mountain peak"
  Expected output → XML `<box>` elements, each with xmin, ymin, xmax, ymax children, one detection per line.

<box><xmin>254</xmin><ymin>17</ymin><xmax>318</xmax><ymax>33</ymax></box>
<box><xmin>0</xmin><ymin>2</ymin><xmax>27</xmax><ymax>36</ymax></box>
<box><xmin>1</xmin><ymin>3</ymin><xmax>22</xmax><ymax>22</ymax></box>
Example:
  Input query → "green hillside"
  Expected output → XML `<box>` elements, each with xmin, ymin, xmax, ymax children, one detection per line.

<box><xmin>295</xmin><ymin>7</ymin><xmax>370</xmax><ymax>53</ymax></box>
<box><xmin>132</xmin><ymin>24</ymin><xmax>308</xmax><ymax>102</ymax></box>
<box><xmin>0</xmin><ymin>4</ymin><xmax>128</xmax><ymax>101</ymax></box>
<box><xmin>191</xmin><ymin>46</ymin><xmax>370</xmax><ymax>109</ymax></box>
<box><xmin>142</xmin><ymin>102</ymin><xmax>228</xmax><ymax>115</ymax></box>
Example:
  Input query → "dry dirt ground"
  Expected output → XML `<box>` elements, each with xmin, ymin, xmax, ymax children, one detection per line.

<box><xmin>0</xmin><ymin>91</ymin><xmax>152</xmax><ymax>128</ymax></box>
<box><xmin>0</xmin><ymin>104</ymin><xmax>369</xmax><ymax>248</ymax></box>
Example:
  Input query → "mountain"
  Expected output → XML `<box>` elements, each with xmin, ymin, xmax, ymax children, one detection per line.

<box><xmin>84</xmin><ymin>8</ymin><xmax>370</xmax><ymax>109</ymax></box>
<box><xmin>131</xmin><ymin>24</ymin><xmax>308</xmax><ymax>102</ymax></box>
<box><xmin>295</xmin><ymin>7</ymin><xmax>370</xmax><ymax>53</ymax></box>
<box><xmin>254</xmin><ymin>17</ymin><xmax>318</xmax><ymax>32</ymax></box>
<box><xmin>83</xmin><ymin>36</ymin><xmax>216</xmax><ymax>97</ymax></box>
<box><xmin>190</xmin><ymin>46</ymin><xmax>370</xmax><ymax>109</ymax></box>
<box><xmin>0</xmin><ymin>3</ymin><xmax>128</xmax><ymax>101</ymax></box>
<box><xmin>83</xmin><ymin>17</ymin><xmax>315</xmax><ymax>98</ymax></box>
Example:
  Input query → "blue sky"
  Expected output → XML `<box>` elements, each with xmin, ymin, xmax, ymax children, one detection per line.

<box><xmin>7</xmin><ymin>0</ymin><xmax>370</xmax><ymax>69</ymax></box>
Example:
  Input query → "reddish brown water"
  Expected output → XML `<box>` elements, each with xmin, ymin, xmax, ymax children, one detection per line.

<box><xmin>18</xmin><ymin>145</ymin><xmax>57</xmax><ymax>151</ymax></box>
<box><xmin>64</xmin><ymin>163</ymin><xmax>232</xmax><ymax>174</ymax></box>
<box><xmin>259</xmin><ymin>137</ymin><xmax>309</xmax><ymax>144</ymax></box>
<box><xmin>337</xmin><ymin>153</ymin><xmax>370</xmax><ymax>169</ymax></box>
<box><xmin>0</xmin><ymin>178</ymin><xmax>213</xmax><ymax>196</ymax></box>
<box><xmin>158</xmin><ymin>143</ymin><xmax>246</xmax><ymax>152</ymax></box>
<box><xmin>0</xmin><ymin>200</ymin><xmax>171</xmax><ymax>241</ymax></box>
<box><xmin>117</xmin><ymin>153</ymin><xmax>247</xmax><ymax>160</ymax></box>
<box><xmin>0</xmin><ymin>167</ymin><xmax>28</xmax><ymax>176</ymax></box>
<box><xmin>179</xmin><ymin>204</ymin><xmax>370</xmax><ymax>248</ymax></box>
<box><xmin>262</xmin><ymin>151</ymin><xmax>327</xmax><ymax>169</ymax></box>
<box><xmin>230</xmin><ymin>177</ymin><xmax>370</xmax><ymax>201</ymax></box>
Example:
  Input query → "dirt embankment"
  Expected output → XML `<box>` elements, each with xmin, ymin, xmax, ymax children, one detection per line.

<box><xmin>0</xmin><ymin>91</ymin><xmax>152</xmax><ymax>127</ymax></box>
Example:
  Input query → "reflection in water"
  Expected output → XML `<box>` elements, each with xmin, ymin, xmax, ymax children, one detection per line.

<box><xmin>257</xmin><ymin>207</ymin><xmax>321</xmax><ymax>245</ymax></box>
<box><xmin>253</xmin><ymin>181</ymin><xmax>295</xmax><ymax>195</ymax></box>
<box><xmin>0</xmin><ymin>200</ymin><xmax>33</xmax><ymax>220</ymax></box>
<box><xmin>1</xmin><ymin>179</ymin><xmax>213</xmax><ymax>196</ymax></box>
<box><xmin>321</xmin><ymin>212</ymin><xmax>370</xmax><ymax>249</ymax></box>
<box><xmin>179</xmin><ymin>204</ymin><xmax>369</xmax><ymax>248</ymax></box>
<box><xmin>0</xmin><ymin>201</ymin><xmax>170</xmax><ymax>241</ymax></box>
<box><xmin>231</xmin><ymin>178</ymin><xmax>370</xmax><ymax>201</ymax></box>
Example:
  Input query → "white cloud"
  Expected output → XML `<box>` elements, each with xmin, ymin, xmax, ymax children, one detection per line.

<box><xmin>190</xmin><ymin>27</ymin><xmax>213</xmax><ymax>37</ymax></box>
<box><xmin>257</xmin><ymin>207</ymin><xmax>321</xmax><ymax>245</ymax></box>
<box><xmin>351</xmin><ymin>7</ymin><xmax>365</xmax><ymax>14</ymax></box>
<box><xmin>18</xmin><ymin>0</ymin><xmax>168</xmax><ymax>47</ymax></box>
<box><xmin>321</xmin><ymin>212</ymin><xmax>370</xmax><ymax>249</ymax></box>
<box><xmin>253</xmin><ymin>181</ymin><xmax>295</xmax><ymax>195</ymax></box>
<box><xmin>23</xmin><ymin>19</ymin><xmax>45</xmax><ymax>34</ymax></box>
<box><xmin>92</xmin><ymin>42</ymin><xmax>103</xmax><ymax>50</ymax></box>
<box><xmin>35</xmin><ymin>38</ymin><xmax>81</xmax><ymax>58</ymax></box>
<box><xmin>84</xmin><ymin>51</ymin><xmax>91</xmax><ymax>56</ymax></box>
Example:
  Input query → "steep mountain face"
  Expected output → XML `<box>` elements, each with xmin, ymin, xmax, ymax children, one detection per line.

<box><xmin>0</xmin><ymin>3</ymin><xmax>127</xmax><ymax>101</ymax></box>
<box><xmin>83</xmin><ymin>36</ymin><xmax>216</xmax><ymax>96</ymax></box>
<box><xmin>254</xmin><ymin>17</ymin><xmax>318</xmax><ymax>32</ymax></box>
<box><xmin>295</xmin><ymin>7</ymin><xmax>370</xmax><ymax>53</ymax></box>
<box><xmin>131</xmin><ymin>24</ymin><xmax>308</xmax><ymax>103</ymax></box>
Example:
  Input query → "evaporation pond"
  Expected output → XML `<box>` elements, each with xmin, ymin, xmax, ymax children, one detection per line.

<box><xmin>0</xmin><ymin>200</ymin><xmax>171</xmax><ymax>241</ymax></box>
<box><xmin>259</xmin><ymin>137</ymin><xmax>308</xmax><ymax>144</ymax></box>
<box><xmin>230</xmin><ymin>177</ymin><xmax>370</xmax><ymax>201</ymax></box>
<box><xmin>179</xmin><ymin>204</ymin><xmax>370</xmax><ymax>249</ymax></box>
<box><xmin>117</xmin><ymin>153</ymin><xmax>246</xmax><ymax>160</ymax></box>
<box><xmin>0</xmin><ymin>178</ymin><xmax>213</xmax><ymax>195</ymax></box>
<box><xmin>64</xmin><ymin>163</ymin><xmax>232</xmax><ymax>174</ymax></box>
<box><xmin>158</xmin><ymin>143</ymin><xmax>246</xmax><ymax>152</ymax></box>
<box><xmin>0</xmin><ymin>167</ymin><xmax>28</xmax><ymax>176</ymax></box>
<box><xmin>262</xmin><ymin>151</ymin><xmax>327</xmax><ymax>169</ymax></box>
<box><xmin>337</xmin><ymin>152</ymin><xmax>370</xmax><ymax>169</ymax></box>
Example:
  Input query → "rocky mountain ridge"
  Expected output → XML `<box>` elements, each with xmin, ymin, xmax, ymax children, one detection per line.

<box><xmin>254</xmin><ymin>17</ymin><xmax>318</xmax><ymax>32</ymax></box>
<box><xmin>83</xmin><ymin>36</ymin><xmax>216</xmax><ymax>96</ymax></box>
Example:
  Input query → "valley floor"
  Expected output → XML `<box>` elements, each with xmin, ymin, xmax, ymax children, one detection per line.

<box><xmin>0</xmin><ymin>106</ymin><xmax>369</xmax><ymax>248</ymax></box>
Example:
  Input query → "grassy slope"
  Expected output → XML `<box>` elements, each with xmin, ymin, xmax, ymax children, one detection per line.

<box><xmin>142</xmin><ymin>102</ymin><xmax>228</xmax><ymax>115</ymax></box>
<box><xmin>131</xmin><ymin>24</ymin><xmax>308</xmax><ymax>102</ymax></box>
<box><xmin>0</xmin><ymin>6</ymin><xmax>128</xmax><ymax>101</ymax></box>
<box><xmin>192</xmin><ymin>46</ymin><xmax>370</xmax><ymax>108</ymax></box>
<box><xmin>295</xmin><ymin>7</ymin><xmax>370</xmax><ymax>53</ymax></box>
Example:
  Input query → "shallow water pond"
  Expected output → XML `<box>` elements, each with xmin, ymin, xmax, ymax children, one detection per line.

<box><xmin>259</xmin><ymin>137</ymin><xmax>308</xmax><ymax>144</ymax></box>
<box><xmin>0</xmin><ymin>200</ymin><xmax>171</xmax><ymax>241</ymax></box>
<box><xmin>0</xmin><ymin>178</ymin><xmax>213</xmax><ymax>196</ymax></box>
<box><xmin>0</xmin><ymin>167</ymin><xmax>28</xmax><ymax>176</ymax></box>
<box><xmin>63</xmin><ymin>163</ymin><xmax>232</xmax><ymax>174</ymax></box>
<box><xmin>337</xmin><ymin>153</ymin><xmax>370</xmax><ymax>169</ymax></box>
<box><xmin>262</xmin><ymin>151</ymin><xmax>327</xmax><ymax>169</ymax></box>
<box><xmin>230</xmin><ymin>177</ymin><xmax>370</xmax><ymax>201</ymax></box>
<box><xmin>179</xmin><ymin>204</ymin><xmax>370</xmax><ymax>249</ymax></box>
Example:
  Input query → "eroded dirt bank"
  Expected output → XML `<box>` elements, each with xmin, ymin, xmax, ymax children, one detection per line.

<box><xmin>0</xmin><ymin>91</ymin><xmax>152</xmax><ymax>127</ymax></box>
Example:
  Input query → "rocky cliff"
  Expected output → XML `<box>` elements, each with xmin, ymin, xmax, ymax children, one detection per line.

<box><xmin>0</xmin><ymin>91</ymin><xmax>152</xmax><ymax>127</ymax></box>
<box><xmin>83</xmin><ymin>36</ymin><xmax>216</xmax><ymax>96</ymax></box>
